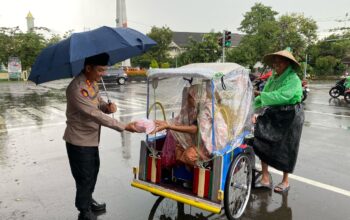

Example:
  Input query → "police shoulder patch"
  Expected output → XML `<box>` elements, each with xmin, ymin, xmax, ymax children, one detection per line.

<box><xmin>81</xmin><ymin>89</ymin><xmax>89</xmax><ymax>97</ymax></box>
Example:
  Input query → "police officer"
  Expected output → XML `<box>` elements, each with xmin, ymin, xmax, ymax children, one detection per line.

<box><xmin>63</xmin><ymin>53</ymin><xmax>137</xmax><ymax>220</ymax></box>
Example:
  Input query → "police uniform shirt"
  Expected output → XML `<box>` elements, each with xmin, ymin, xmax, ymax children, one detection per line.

<box><xmin>63</xmin><ymin>73</ymin><xmax>126</xmax><ymax>147</ymax></box>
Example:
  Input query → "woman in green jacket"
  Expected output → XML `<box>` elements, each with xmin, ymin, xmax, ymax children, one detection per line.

<box><xmin>253</xmin><ymin>48</ymin><xmax>304</xmax><ymax>193</ymax></box>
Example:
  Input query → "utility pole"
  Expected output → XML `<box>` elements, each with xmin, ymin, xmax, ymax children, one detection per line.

<box><xmin>116</xmin><ymin>0</ymin><xmax>130</xmax><ymax>67</ymax></box>
<box><xmin>304</xmin><ymin>54</ymin><xmax>308</xmax><ymax>79</ymax></box>
<box><xmin>222</xmin><ymin>30</ymin><xmax>225</xmax><ymax>63</ymax></box>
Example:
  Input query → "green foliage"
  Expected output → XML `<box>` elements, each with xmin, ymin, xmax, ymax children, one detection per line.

<box><xmin>277</xmin><ymin>14</ymin><xmax>317</xmax><ymax>59</ymax></box>
<box><xmin>177</xmin><ymin>32</ymin><xmax>221</xmax><ymax>66</ymax></box>
<box><xmin>160</xmin><ymin>62</ymin><xmax>170</xmax><ymax>68</ymax></box>
<box><xmin>0</xmin><ymin>26</ymin><xmax>72</xmax><ymax>70</ymax></box>
<box><xmin>150</xmin><ymin>59</ymin><xmax>159</xmax><ymax>68</ymax></box>
<box><xmin>14</xmin><ymin>32</ymin><xmax>47</xmax><ymax>70</ymax></box>
<box><xmin>131</xmin><ymin>26</ymin><xmax>172</xmax><ymax>68</ymax></box>
<box><xmin>315</xmin><ymin>56</ymin><xmax>339</xmax><ymax>75</ymax></box>
<box><xmin>238</xmin><ymin>3</ymin><xmax>278</xmax><ymax>35</ymax></box>
<box><xmin>306</xmin><ymin>31</ymin><xmax>350</xmax><ymax>76</ymax></box>
<box><xmin>227</xmin><ymin>3</ymin><xmax>318</xmax><ymax>71</ymax></box>
<box><xmin>131</xmin><ymin>53</ymin><xmax>153</xmax><ymax>68</ymax></box>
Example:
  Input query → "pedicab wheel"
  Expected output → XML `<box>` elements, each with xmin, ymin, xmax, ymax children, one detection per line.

<box><xmin>148</xmin><ymin>196</ymin><xmax>184</xmax><ymax>220</ymax></box>
<box><xmin>224</xmin><ymin>153</ymin><xmax>253</xmax><ymax>220</ymax></box>
<box><xmin>329</xmin><ymin>87</ymin><xmax>341</xmax><ymax>98</ymax></box>
<box><xmin>344</xmin><ymin>92</ymin><xmax>350</xmax><ymax>103</ymax></box>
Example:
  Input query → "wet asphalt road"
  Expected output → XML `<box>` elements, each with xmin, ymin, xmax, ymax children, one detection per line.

<box><xmin>0</xmin><ymin>80</ymin><xmax>350</xmax><ymax>220</ymax></box>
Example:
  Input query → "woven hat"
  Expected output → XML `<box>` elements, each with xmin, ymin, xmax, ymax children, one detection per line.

<box><xmin>263</xmin><ymin>47</ymin><xmax>300</xmax><ymax>68</ymax></box>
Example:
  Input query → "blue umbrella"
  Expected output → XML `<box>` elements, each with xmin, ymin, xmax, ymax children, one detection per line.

<box><xmin>29</xmin><ymin>26</ymin><xmax>157</xmax><ymax>84</ymax></box>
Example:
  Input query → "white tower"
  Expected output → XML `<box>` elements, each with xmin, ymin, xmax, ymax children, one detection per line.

<box><xmin>116</xmin><ymin>0</ymin><xmax>127</xmax><ymax>28</ymax></box>
<box><xmin>116</xmin><ymin>0</ymin><xmax>131</xmax><ymax>66</ymax></box>
<box><xmin>26</xmin><ymin>11</ymin><xmax>34</xmax><ymax>32</ymax></box>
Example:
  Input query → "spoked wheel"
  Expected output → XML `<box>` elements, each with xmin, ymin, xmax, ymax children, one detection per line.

<box><xmin>148</xmin><ymin>196</ymin><xmax>184</xmax><ymax>220</ymax></box>
<box><xmin>329</xmin><ymin>87</ymin><xmax>341</xmax><ymax>98</ymax></box>
<box><xmin>344</xmin><ymin>92</ymin><xmax>350</xmax><ymax>103</ymax></box>
<box><xmin>224</xmin><ymin>153</ymin><xmax>253</xmax><ymax>220</ymax></box>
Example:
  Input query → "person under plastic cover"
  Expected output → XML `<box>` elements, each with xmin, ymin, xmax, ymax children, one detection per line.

<box><xmin>253</xmin><ymin>48</ymin><xmax>305</xmax><ymax>194</ymax></box>
<box><xmin>154</xmin><ymin>83</ymin><xmax>228</xmax><ymax>167</ymax></box>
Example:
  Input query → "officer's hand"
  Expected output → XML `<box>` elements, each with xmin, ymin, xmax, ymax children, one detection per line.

<box><xmin>107</xmin><ymin>102</ymin><xmax>117</xmax><ymax>113</ymax></box>
<box><xmin>125</xmin><ymin>122</ymin><xmax>138</xmax><ymax>133</ymax></box>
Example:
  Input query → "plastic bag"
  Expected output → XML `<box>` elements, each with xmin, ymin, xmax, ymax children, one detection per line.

<box><xmin>134</xmin><ymin>118</ymin><xmax>156</xmax><ymax>134</ymax></box>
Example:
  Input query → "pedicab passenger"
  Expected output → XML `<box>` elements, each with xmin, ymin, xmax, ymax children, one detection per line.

<box><xmin>253</xmin><ymin>48</ymin><xmax>305</xmax><ymax>193</ymax></box>
<box><xmin>154</xmin><ymin>84</ymin><xmax>228</xmax><ymax>167</ymax></box>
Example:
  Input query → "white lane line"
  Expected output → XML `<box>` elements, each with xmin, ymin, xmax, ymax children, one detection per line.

<box><xmin>305</xmin><ymin>110</ymin><xmax>350</xmax><ymax>118</ymax></box>
<box><xmin>256</xmin><ymin>164</ymin><xmax>350</xmax><ymax>197</ymax></box>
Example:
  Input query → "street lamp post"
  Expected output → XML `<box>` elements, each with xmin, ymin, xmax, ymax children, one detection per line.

<box><xmin>304</xmin><ymin>54</ymin><xmax>308</xmax><ymax>79</ymax></box>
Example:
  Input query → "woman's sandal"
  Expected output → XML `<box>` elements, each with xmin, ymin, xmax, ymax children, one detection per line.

<box><xmin>254</xmin><ymin>171</ymin><xmax>273</xmax><ymax>190</ymax></box>
<box><xmin>255</xmin><ymin>181</ymin><xmax>273</xmax><ymax>190</ymax></box>
<box><xmin>274</xmin><ymin>183</ymin><xmax>290</xmax><ymax>194</ymax></box>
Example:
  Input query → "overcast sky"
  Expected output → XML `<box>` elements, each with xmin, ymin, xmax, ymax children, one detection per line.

<box><xmin>0</xmin><ymin>0</ymin><xmax>349</xmax><ymax>38</ymax></box>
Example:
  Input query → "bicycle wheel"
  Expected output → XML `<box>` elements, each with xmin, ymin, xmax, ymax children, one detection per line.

<box><xmin>148</xmin><ymin>196</ymin><xmax>184</xmax><ymax>220</ymax></box>
<box><xmin>344</xmin><ymin>92</ymin><xmax>350</xmax><ymax>103</ymax></box>
<box><xmin>224</xmin><ymin>153</ymin><xmax>253</xmax><ymax>220</ymax></box>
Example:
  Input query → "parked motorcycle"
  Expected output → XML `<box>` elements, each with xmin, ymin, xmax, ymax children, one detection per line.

<box><xmin>302</xmin><ymin>79</ymin><xmax>309</xmax><ymax>102</ymax></box>
<box><xmin>253</xmin><ymin>70</ymin><xmax>272</xmax><ymax>91</ymax></box>
<box><xmin>329</xmin><ymin>78</ymin><xmax>346</xmax><ymax>98</ymax></box>
<box><xmin>344</xmin><ymin>89</ymin><xmax>350</xmax><ymax>103</ymax></box>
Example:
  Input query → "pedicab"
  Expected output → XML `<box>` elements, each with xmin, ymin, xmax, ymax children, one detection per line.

<box><xmin>131</xmin><ymin>63</ymin><xmax>255</xmax><ymax>219</ymax></box>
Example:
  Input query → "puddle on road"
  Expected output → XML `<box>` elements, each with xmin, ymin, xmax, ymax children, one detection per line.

<box><xmin>146</xmin><ymin>191</ymin><xmax>292</xmax><ymax>220</ymax></box>
<box><xmin>0</xmin><ymin>82</ymin><xmax>66</xmax><ymax>165</ymax></box>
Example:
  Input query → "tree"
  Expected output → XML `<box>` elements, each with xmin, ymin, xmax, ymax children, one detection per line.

<box><xmin>177</xmin><ymin>32</ymin><xmax>221</xmax><ymax>66</ymax></box>
<box><xmin>0</xmin><ymin>26</ymin><xmax>69</xmax><ymax>70</ymax></box>
<box><xmin>315</xmin><ymin>56</ymin><xmax>340</xmax><ymax>75</ymax></box>
<box><xmin>15</xmin><ymin>32</ymin><xmax>47</xmax><ymax>70</ymax></box>
<box><xmin>150</xmin><ymin>59</ymin><xmax>159</xmax><ymax>68</ymax></box>
<box><xmin>238</xmin><ymin>3</ymin><xmax>278</xmax><ymax>35</ymax></box>
<box><xmin>307</xmin><ymin>31</ymin><xmax>350</xmax><ymax>76</ymax></box>
<box><xmin>131</xmin><ymin>26</ymin><xmax>172</xmax><ymax>67</ymax></box>
<box><xmin>226</xmin><ymin>3</ymin><xmax>317</xmax><ymax>69</ymax></box>
<box><xmin>277</xmin><ymin>14</ymin><xmax>317</xmax><ymax>59</ymax></box>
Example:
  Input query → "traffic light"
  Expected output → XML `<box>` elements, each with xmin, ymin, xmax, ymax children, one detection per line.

<box><xmin>224</xmin><ymin>31</ymin><xmax>232</xmax><ymax>47</ymax></box>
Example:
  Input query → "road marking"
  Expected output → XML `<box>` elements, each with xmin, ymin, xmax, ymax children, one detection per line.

<box><xmin>305</xmin><ymin>110</ymin><xmax>350</xmax><ymax>118</ymax></box>
<box><xmin>256</xmin><ymin>164</ymin><xmax>350</xmax><ymax>197</ymax></box>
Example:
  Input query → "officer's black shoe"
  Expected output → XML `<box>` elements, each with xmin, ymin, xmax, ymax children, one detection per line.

<box><xmin>78</xmin><ymin>210</ymin><xmax>96</xmax><ymax>220</ymax></box>
<box><xmin>91</xmin><ymin>198</ymin><xmax>106</xmax><ymax>212</ymax></box>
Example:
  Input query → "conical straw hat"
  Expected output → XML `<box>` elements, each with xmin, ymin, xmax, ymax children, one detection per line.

<box><xmin>263</xmin><ymin>48</ymin><xmax>300</xmax><ymax>68</ymax></box>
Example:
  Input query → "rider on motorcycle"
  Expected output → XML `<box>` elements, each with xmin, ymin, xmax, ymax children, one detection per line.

<box><xmin>345</xmin><ymin>74</ymin><xmax>350</xmax><ymax>89</ymax></box>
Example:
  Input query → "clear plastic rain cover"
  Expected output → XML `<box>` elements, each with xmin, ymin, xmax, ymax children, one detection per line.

<box><xmin>147</xmin><ymin>67</ymin><xmax>253</xmax><ymax>159</ymax></box>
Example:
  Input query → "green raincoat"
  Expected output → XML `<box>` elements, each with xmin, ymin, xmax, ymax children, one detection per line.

<box><xmin>253</xmin><ymin>66</ymin><xmax>304</xmax><ymax>173</ymax></box>
<box><xmin>345</xmin><ymin>76</ymin><xmax>350</xmax><ymax>89</ymax></box>
<box><xmin>254</xmin><ymin>66</ymin><xmax>302</xmax><ymax>109</ymax></box>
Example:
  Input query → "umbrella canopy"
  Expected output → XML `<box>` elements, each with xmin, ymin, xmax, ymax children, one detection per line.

<box><xmin>29</xmin><ymin>26</ymin><xmax>156</xmax><ymax>84</ymax></box>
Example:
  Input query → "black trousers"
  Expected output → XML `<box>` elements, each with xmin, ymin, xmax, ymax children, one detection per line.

<box><xmin>66</xmin><ymin>142</ymin><xmax>100</xmax><ymax>211</ymax></box>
